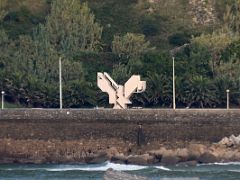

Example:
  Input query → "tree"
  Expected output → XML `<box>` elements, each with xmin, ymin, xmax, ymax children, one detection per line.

<box><xmin>0</xmin><ymin>28</ymin><xmax>88</xmax><ymax>108</ymax></box>
<box><xmin>184</xmin><ymin>76</ymin><xmax>217</xmax><ymax>108</ymax></box>
<box><xmin>112</xmin><ymin>33</ymin><xmax>153</xmax><ymax>60</ymax></box>
<box><xmin>112</xmin><ymin>63</ymin><xmax>131</xmax><ymax>84</ymax></box>
<box><xmin>35</xmin><ymin>0</ymin><xmax>103</xmax><ymax>57</ymax></box>
<box><xmin>0</xmin><ymin>29</ymin><xmax>8</xmax><ymax>91</ymax></box>
<box><xmin>191</xmin><ymin>30</ymin><xmax>238</xmax><ymax>77</ymax></box>
<box><xmin>16</xmin><ymin>0</ymin><xmax>102</xmax><ymax>107</ymax></box>
<box><xmin>0</xmin><ymin>0</ymin><xmax>103</xmax><ymax>108</ymax></box>
<box><xmin>214</xmin><ymin>75</ymin><xmax>236</xmax><ymax>107</ymax></box>
<box><xmin>143</xmin><ymin>72</ymin><xmax>172</xmax><ymax>107</ymax></box>
<box><xmin>187</xmin><ymin>43</ymin><xmax>212</xmax><ymax>77</ymax></box>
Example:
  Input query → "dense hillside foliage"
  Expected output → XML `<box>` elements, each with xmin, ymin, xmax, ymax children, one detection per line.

<box><xmin>0</xmin><ymin>0</ymin><xmax>240</xmax><ymax>108</ymax></box>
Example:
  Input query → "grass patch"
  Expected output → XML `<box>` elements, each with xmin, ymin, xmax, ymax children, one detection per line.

<box><xmin>1</xmin><ymin>101</ymin><xmax>24</xmax><ymax>108</ymax></box>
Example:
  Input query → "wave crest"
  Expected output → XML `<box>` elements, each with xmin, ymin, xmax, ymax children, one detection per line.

<box><xmin>47</xmin><ymin>162</ymin><xmax>147</xmax><ymax>172</ymax></box>
<box><xmin>1</xmin><ymin>162</ymin><xmax>173</xmax><ymax>172</ymax></box>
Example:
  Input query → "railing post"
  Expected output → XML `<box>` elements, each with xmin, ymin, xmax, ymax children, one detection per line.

<box><xmin>1</xmin><ymin>91</ymin><xmax>5</xmax><ymax>109</ymax></box>
<box><xmin>226</xmin><ymin>89</ymin><xmax>230</xmax><ymax>110</ymax></box>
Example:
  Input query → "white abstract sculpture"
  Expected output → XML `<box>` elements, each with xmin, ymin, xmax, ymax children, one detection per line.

<box><xmin>97</xmin><ymin>72</ymin><xmax>146</xmax><ymax>109</ymax></box>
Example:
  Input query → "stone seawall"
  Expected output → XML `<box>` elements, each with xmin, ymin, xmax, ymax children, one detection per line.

<box><xmin>0</xmin><ymin>109</ymin><xmax>240</xmax><ymax>164</ymax></box>
<box><xmin>0</xmin><ymin>109</ymin><xmax>240</xmax><ymax>142</ymax></box>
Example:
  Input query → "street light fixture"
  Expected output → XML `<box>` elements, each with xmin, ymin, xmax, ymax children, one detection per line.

<box><xmin>170</xmin><ymin>44</ymin><xmax>189</xmax><ymax>110</ymax></box>
<box><xmin>226</xmin><ymin>89</ymin><xmax>230</xmax><ymax>110</ymax></box>
<box><xmin>1</xmin><ymin>91</ymin><xmax>5</xmax><ymax>109</ymax></box>
<box><xmin>59</xmin><ymin>57</ymin><xmax>62</xmax><ymax>109</ymax></box>
<box><xmin>172</xmin><ymin>57</ymin><xmax>176</xmax><ymax>110</ymax></box>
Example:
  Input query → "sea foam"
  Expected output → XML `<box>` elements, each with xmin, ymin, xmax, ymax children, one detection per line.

<box><xmin>154</xmin><ymin>166</ymin><xmax>171</xmax><ymax>171</ymax></box>
<box><xmin>198</xmin><ymin>162</ymin><xmax>240</xmax><ymax>166</ymax></box>
<box><xmin>46</xmin><ymin>162</ymin><xmax>148</xmax><ymax>171</ymax></box>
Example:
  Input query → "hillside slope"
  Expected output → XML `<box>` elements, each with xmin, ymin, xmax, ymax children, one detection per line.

<box><xmin>1</xmin><ymin>0</ymin><xmax>239</xmax><ymax>109</ymax></box>
<box><xmin>0</xmin><ymin>0</ymin><xmax>223</xmax><ymax>50</ymax></box>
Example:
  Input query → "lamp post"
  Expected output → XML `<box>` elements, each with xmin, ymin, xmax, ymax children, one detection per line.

<box><xmin>170</xmin><ymin>44</ymin><xmax>189</xmax><ymax>110</ymax></box>
<box><xmin>59</xmin><ymin>57</ymin><xmax>62</xmax><ymax>109</ymax></box>
<box><xmin>172</xmin><ymin>57</ymin><xmax>176</xmax><ymax>110</ymax></box>
<box><xmin>1</xmin><ymin>91</ymin><xmax>5</xmax><ymax>109</ymax></box>
<box><xmin>226</xmin><ymin>89</ymin><xmax>230</xmax><ymax>110</ymax></box>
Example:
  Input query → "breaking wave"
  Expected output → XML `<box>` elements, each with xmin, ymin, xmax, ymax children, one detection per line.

<box><xmin>154</xmin><ymin>166</ymin><xmax>171</xmax><ymax>171</ymax></box>
<box><xmin>228</xmin><ymin>170</ymin><xmax>240</xmax><ymax>173</ymax></box>
<box><xmin>47</xmin><ymin>162</ymin><xmax>147</xmax><ymax>171</ymax></box>
<box><xmin>199</xmin><ymin>162</ymin><xmax>240</xmax><ymax>166</ymax></box>
<box><xmin>1</xmin><ymin>162</ymin><xmax>172</xmax><ymax>172</ymax></box>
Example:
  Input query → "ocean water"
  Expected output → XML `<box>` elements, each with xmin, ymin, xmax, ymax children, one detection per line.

<box><xmin>0</xmin><ymin>162</ymin><xmax>240</xmax><ymax>180</ymax></box>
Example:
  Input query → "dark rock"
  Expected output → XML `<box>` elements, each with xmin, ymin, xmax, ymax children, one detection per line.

<box><xmin>103</xmin><ymin>169</ymin><xmax>149</xmax><ymax>180</ymax></box>
<box><xmin>148</xmin><ymin>147</ymin><xmax>170</xmax><ymax>162</ymax></box>
<box><xmin>161</xmin><ymin>155</ymin><xmax>180</xmax><ymax>165</ymax></box>
<box><xmin>85</xmin><ymin>151</ymin><xmax>108</xmax><ymax>164</ymax></box>
<box><xmin>148</xmin><ymin>149</ymin><xmax>163</xmax><ymax>159</ymax></box>
<box><xmin>198</xmin><ymin>152</ymin><xmax>218</xmax><ymax>164</ymax></box>
<box><xmin>111</xmin><ymin>154</ymin><xmax>128</xmax><ymax>164</ymax></box>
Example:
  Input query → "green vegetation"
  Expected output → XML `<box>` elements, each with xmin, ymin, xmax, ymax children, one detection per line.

<box><xmin>1</xmin><ymin>101</ymin><xmax>24</xmax><ymax>108</ymax></box>
<box><xmin>112</xmin><ymin>33</ymin><xmax>153</xmax><ymax>59</ymax></box>
<box><xmin>0</xmin><ymin>0</ymin><xmax>240</xmax><ymax>108</ymax></box>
